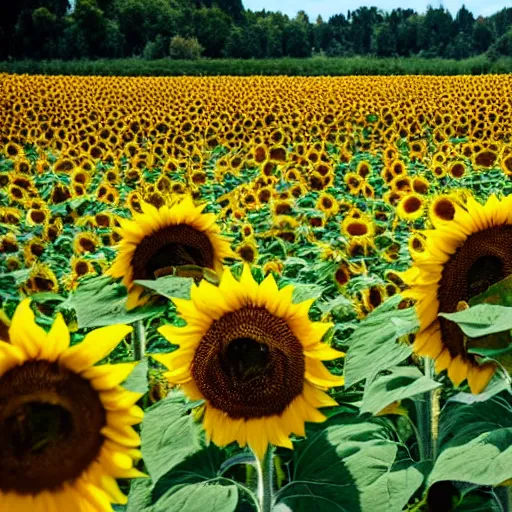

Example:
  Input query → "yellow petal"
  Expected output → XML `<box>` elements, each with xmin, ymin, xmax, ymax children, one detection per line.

<box><xmin>60</xmin><ymin>324</ymin><xmax>133</xmax><ymax>373</ymax></box>
<box><xmin>467</xmin><ymin>363</ymin><xmax>495</xmax><ymax>394</ymax></box>
<box><xmin>304</xmin><ymin>343</ymin><xmax>345</xmax><ymax>361</ymax></box>
<box><xmin>305</xmin><ymin>358</ymin><xmax>344</xmax><ymax>388</ymax></box>
<box><xmin>447</xmin><ymin>355</ymin><xmax>469</xmax><ymax>387</ymax></box>
<box><xmin>9</xmin><ymin>299</ymin><xmax>46</xmax><ymax>359</ymax></box>
<box><xmin>41</xmin><ymin>313</ymin><xmax>70</xmax><ymax>362</ymax></box>
<box><xmin>84</xmin><ymin>362</ymin><xmax>138</xmax><ymax>390</ymax></box>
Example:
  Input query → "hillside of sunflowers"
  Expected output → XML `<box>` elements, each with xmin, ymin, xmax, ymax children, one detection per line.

<box><xmin>2</xmin><ymin>72</ymin><xmax>512</xmax><ymax>511</ymax></box>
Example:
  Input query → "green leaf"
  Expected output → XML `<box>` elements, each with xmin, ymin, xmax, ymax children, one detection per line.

<box><xmin>469</xmin><ymin>273</ymin><xmax>512</xmax><ymax>307</ymax></box>
<box><xmin>62</xmin><ymin>276</ymin><xmax>165</xmax><ymax>328</ymax></box>
<box><xmin>126</xmin><ymin>479</ymin><xmax>154</xmax><ymax>512</ymax></box>
<box><xmin>439</xmin><ymin>304</ymin><xmax>512</xmax><ymax>338</ymax></box>
<box><xmin>453</xmin><ymin>488</ymin><xmax>504</xmax><ymax>512</ymax></box>
<box><xmin>122</xmin><ymin>358</ymin><xmax>149</xmax><ymax>394</ymax></box>
<box><xmin>430</xmin><ymin>429</ymin><xmax>512</xmax><ymax>486</ymax></box>
<box><xmin>27</xmin><ymin>292</ymin><xmax>66</xmax><ymax>304</ymax></box>
<box><xmin>0</xmin><ymin>268</ymin><xmax>31</xmax><ymax>289</ymax></box>
<box><xmin>134</xmin><ymin>276</ymin><xmax>193</xmax><ymax>300</ymax></box>
<box><xmin>344</xmin><ymin>296</ymin><xmax>417</xmax><ymax>388</ymax></box>
<box><xmin>429</xmin><ymin>391</ymin><xmax>512</xmax><ymax>487</ymax></box>
<box><xmin>361</xmin><ymin>366</ymin><xmax>441</xmax><ymax>415</ymax></box>
<box><xmin>154</xmin><ymin>483</ymin><xmax>238</xmax><ymax>512</ymax></box>
<box><xmin>141</xmin><ymin>397</ymin><xmax>205</xmax><ymax>486</ymax></box>
<box><xmin>318</xmin><ymin>294</ymin><xmax>355</xmax><ymax>317</ymax></box>
<box><xmin>291</xmin><ymin>283</ymin><xmax>324</xmax><ymax>304</ymax></box>
<box><xmin>276</xmin><ymin>413</ymin><xmax>423</xmax><ymax>512</ymax></box>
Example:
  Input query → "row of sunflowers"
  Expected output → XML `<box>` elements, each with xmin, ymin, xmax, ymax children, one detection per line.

<box><xmin>0</xmin><ymin>73</ymin><xmax>512</xmax><ymax>511</ymax></box>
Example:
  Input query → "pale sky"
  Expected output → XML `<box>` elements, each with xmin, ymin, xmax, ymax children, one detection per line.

<box><xmin>243</xmin><ymin>0</ymin><xmax>509</xmax><ymax>19</ymax></box>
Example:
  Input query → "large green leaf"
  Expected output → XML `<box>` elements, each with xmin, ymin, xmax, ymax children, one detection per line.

<box><xmin>429</xmin><ymin>391</ymin><xmax>512</xmax><ymax>486</ymax></box>
<box><xmin>275</xmin><ymin>412</ymin><xmax>423</xmax><ymax>512</ymax></box>
<box><xmin>126</xmin><ymin>479</ymin><xmax>154</xmax><ymax>512</ymax></box>
<box><xmin>122</xmin><ymin>358</ymin><xmax>149</xmax><ymax>394</ymax></box>
<box><xmin>452</xmin><ymin>489</ymin><xmax>504</xmax><ymax>512</ymax></box>
<box><xmin>291</xmin><ymin>283</ymin><xmax>324</xmax><ymax>304</ymax></box>
<box><xmin>154</xmin><ymin>483</ymin><xmax>238</xmax><ymax>512</ymax></box>
<box><xmin>439</xmin><ymin>304</ymin><xmax>512</xmax><ymax>338</ymax></box>
<box><xmin>61</xmin><ymin>276</ymin><xmax>165</xmax><ymax>328</ymax></box>
<box><xmin>141</xmin><ymin>395</ymin><xmax>206</xmax><ymax>486</ymax></box>
<box><xmin>134</xmin><ymin>276</ymin><xmax>193</xmax><ymax>300</ymax></box>
<box><xmin>344</xmin><ymin>296</ymin><xmax>418</xmax><ymax>388</ymax></box>
<box><xmin>361</xmin><ymin>366</ymin><xmax>441</xmax><ymax>415</ymax></box>
<box><xmin>429</xmin><ymin>428</ymin><xmax>512</xmax><ymax>486</ymax></box>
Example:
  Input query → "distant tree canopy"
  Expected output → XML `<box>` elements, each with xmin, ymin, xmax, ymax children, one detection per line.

<box><xmin>0</xmin><ymin>1</ymin><xmax>511</xmax><ymax>60</ymax></box>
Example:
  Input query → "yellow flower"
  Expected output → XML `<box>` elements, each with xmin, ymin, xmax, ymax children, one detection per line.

<box><xmin>108</xmin><ymin>195</ymin><xmax>236</xmax><ymax>309</ymax></box>
<box><xmin>155</xmin><ymin>266</ymin><xmax>344</xmax><ymax>460</ymax></box>
<box><xmin>0</xmin><ymin>300</ymin><xmax>143</xmax><ymax>510</ymax></box>
<box><xmin>403</xmin><ymin>195</ymin><xmax>512</xmax><ymax>393</ymax></box>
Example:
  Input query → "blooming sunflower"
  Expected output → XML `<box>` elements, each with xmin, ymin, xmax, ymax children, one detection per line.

<box><xmin>155</xmin><ymin>266</ymin><xmax>344</xmax><ymax>459</ymax></box>
<box><xmin>0</xmin><ymin>300</ymin><xmax>143</xmax><ymax>510</ymax></box>
<box><xmin>403</xmin><ymin>195</ymin><xmax>512</xmax><ymax>393</ymax></box>
<box><xmin>108</xmin><ymin>196</ymin><xmax>236</xmax><ymax>309</ymax></box>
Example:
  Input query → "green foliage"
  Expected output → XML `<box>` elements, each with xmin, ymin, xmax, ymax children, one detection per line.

<box><xmin>169</xmin><ymin>36</ymin><xmax>203</xmax><ymax>60</ymax></box>
<box><xmin>429</xmin><ymin>390</ymin><xmax>512</xmax><ymax>487</ymax></box>
<box><xmin>2</xmin><ymin>56</ymin><xmax>511</xmax><ymax>76</ymax></box>
<box><xmin>1</xmin><ymin>2</ymin><xmax>512</xmax><ymax>62</ymax></box>
<box><xmin>361</xmin><ymin>366</ymin><xmax>441</xmax><ymax>415</ymax></box>
<box><xmin>344</xmin><ymin>295</ymin><xmax>418</xmax><ymax>388</ymax></box>
<box><xmin>61</xmin><ymin>275</ymin><xmax>165</xmax><ymax>328</ymax></box>
<box><xmin>275</xmin><ymin>411</ymin><xmax>423</xmax><ymax>512</ymax></box>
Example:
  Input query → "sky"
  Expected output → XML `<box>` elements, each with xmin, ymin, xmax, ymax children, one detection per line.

<box><xmin>242</xmin><ymin>0</ymin><xmax>510</xmax><ymax>19</ymax></box>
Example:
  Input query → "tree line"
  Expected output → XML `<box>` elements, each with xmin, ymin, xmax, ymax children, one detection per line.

<box><xmin>1</xmin><ymin>0</ymin><xmax>512</xmax><ymax>61</ymax></box>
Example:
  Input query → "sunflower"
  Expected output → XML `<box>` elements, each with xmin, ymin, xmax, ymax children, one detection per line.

<box><xmin>396</xmin><ymin>193</ymin><xmax>425</xmax><ymax>222</ymax></box>
<box><xmin>316</xmin><ymin>193</ymin><xmax>338</xmax><ymax>216</ymax></box>
<box><xmin>341</xmin><ymin>214</ymin><xmax>375</xmax><ymax>253</ymax></box>
<box><xmin>428</xmin><ymin>195</ymin><xmax>458</xmax><ymax>227</ymax></box>
<box><xmin>155</xmin><ymin>266</ymin><xmax>344</xmax><ymax>459</ymax></box>
<box><xmin>0</xmin><ymin>300</ymin><xmax>142</xmax><ymax>510</ymax></box>
<box><xmin>237</xmin><ymin>237</ymin><xmax>259</xmax><ymax>264</ymax></box>
<box><xmin>108</xmin><ymin>196</ymin><xmax>236</xmax><ymax>309</ymax></box>
<box><xmin>0</xmin><ymin>309</ymin><xmax>10</xmax><ymax>342</ymax></box>
<box><xmin>74</xmin><ymin>232</ymin><xmax>100</xmax><ymax>255</ymax></box>
<box><xmin>403</xmin><ymin>195</ymin><xmax>512</xmax><ymax>393</ymax></box>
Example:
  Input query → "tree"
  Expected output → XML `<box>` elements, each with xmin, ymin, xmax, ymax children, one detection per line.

<box><xmin>350</xmin><ymin>7</ymin><xmax>382</xmax><ymax>54</ymax></box>
<box><xmin>32</xmin><ymin>7</ymin><xmax>59</xmax><ymax>58</ymax></box>
<box><xmin>115</xmin><ymin>0</ymin><xmax>177</xmax><ymax>55</ymax></box>
<box><xmin>72</xmin><ymin>0</ymin><xmax>109</xmax><ymax>58</ymax></box>
<box><xmin>200</xmin><ymin>0</ymin><xmax>243</xmax><ymax>21</ymax></box>
<box><xmin>169</xmin><ymin>35</ymin><xmax>203</xmax><ymax>59</ymax></box>
<box><xmin>454</xmin><ymin>5</ymin><xmax>474</xmax><ymax>35</ymax></box>
<box><xmin>284</xmin><ymin>18</ymin><xmax>310</xmax><ymax>58</ymax></box>
<box><xmin>396</xmin><ymin>15</ymin><xmax>420</xmax><ymax>56</ymax></box>
<box><xmin>492</xmin><ymin>7</ymin><xmax>512</xmax><ymax>38</ymax></box>
<box><xmin>193</xmin><ymin>7</ymin><xmax>232</xmax><ymax>58</ymax></box>
<box><xmin>446</xmin><ymin>32</ymin><xmax>473</xmax><ymax>59</ymax></box>
<box><xmin>417</xmin><ymin>7</ymin><xmax>454</xmax><ymax>57</ymax></box>
<box><xmin>373</xmin><ymin>21</ymin><xmax>397</xmax><ymax>57</ymax></box>
<box><xmin>472</xmin><ymin>18</ymin><xmax>493</xmax><ymax>54</ymax></box>
<box><xmin>313</xmin><ymin>15</ymin><xmax>334</xmax><ymax>53</ymax></box>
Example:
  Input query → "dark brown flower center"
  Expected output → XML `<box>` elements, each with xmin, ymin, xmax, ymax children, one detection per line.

<box><xmin>438</xmin><ymin>226</ymin><xmax>512</xmax><ymax>359</ymax></box>
<box><xmin>434</xmin><ymin>199</ymin><xmax>456</xmax><ymax>221</ymax></box>
<box><xmin>131</xmin><ymin>225</ymin><xmax>215</xmax><ymax>280</ymax></box>
<box><xmin>191</xmin><ymin>307</ymin><xmax>305</xmax><ymax>419</ymax></box>
<box><xmin>0</xmin><ymin>360</ymin><xmax>106</xmax><ymax>494</ymax></box>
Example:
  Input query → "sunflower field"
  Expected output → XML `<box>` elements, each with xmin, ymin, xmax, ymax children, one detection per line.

<box><xmin>1</xmin><ymin>72</ymin><xmax>512</xmax><ymax>511</ymax></box>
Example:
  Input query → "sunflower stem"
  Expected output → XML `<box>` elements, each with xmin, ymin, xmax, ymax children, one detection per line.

<box><xmin>132</xmin><ymin>320</ymin><xmax>146</xmax><ymax>361</ymax></box>
<box><xmin>253</xmin><ymin>446</ymin><xmax>274</xmax><ymax>512</ymax></box>
<box><xmin>415</xmin><ymin>357</ymin><xmax>437</xmax><ymax>462</ymax></box>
